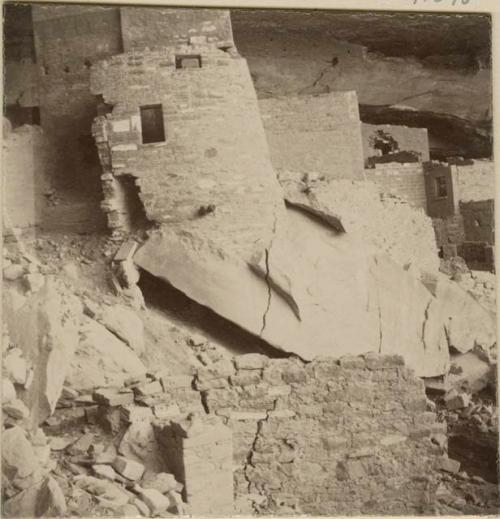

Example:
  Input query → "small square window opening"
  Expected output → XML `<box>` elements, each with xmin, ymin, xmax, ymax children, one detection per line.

<box><xmin>175</xmin><ymin>55</ymin><xmax>202</xmax><ymax>69</ymax></box>
<box><xmin>140</xmin><ymin>104</ymin><xmax>165</xmax><ymax>144</ymax></box>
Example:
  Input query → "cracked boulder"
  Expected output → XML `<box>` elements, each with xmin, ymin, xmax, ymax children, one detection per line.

<box><xmin>134</xmin><ymin>206</ymin><xmax>460</xmax><ymax>377</ymax></box>
<box><xmin>368</xmin><ymin>254</ymin><xmax>450</xmax><ymax>377</ymax></box>
<box><xmin>2</xmin><ymin>277</ymin><xmax>82</xmax><ymax>427</ymax></box>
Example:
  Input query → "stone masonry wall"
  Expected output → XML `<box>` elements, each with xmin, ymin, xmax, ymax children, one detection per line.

<box><xmin>432</xmin><ymin>215</ymin><xmax>466</xmax><ymax>255</ymax></box>
<box><xmin>362</xmin><ymin>123</ymin><xmax>430</xmax><ymax>164</ymax></box>
<box><xmin>460</xmin><ymin>199</ymin><xmax>495</xmax><ymax>244</ymax></box>
<box><xmin>120</xmin><ymin>7</ymin><xmax>233</xmax><ymax>51</ymax></box>
<box><xmin>258</xmin><ymin>93</ymin><xmax>365</xmax><ymax>180</ymax></box>
<box><xmin>454</xmin><ymin>160</ymin><xmax>495</xmax><ymax>202</ymax></box>
<box><xmin>90</xmin><ymin>44</ymin><xmax>284</xmax><ymax>259</ymax></box>
<box><xmin>155</xmin><ymin>414</ymin><xmax>234</xmax><ymax>515</ymax></box>
<box><xmin>191</xmin><ymin>353</ymin><xmax>442</xmax><ymax>516</ymax></box>
<box><xmin>365</xmin><ymin>163</ymin><xmax>427</xmax><ymax>211</ymax></box>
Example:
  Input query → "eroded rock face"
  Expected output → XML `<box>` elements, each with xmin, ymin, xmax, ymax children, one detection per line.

<box><xmin>3</xmin><ymin>277</ymin><xmax>82</xmax><ymax>427</ymax></box>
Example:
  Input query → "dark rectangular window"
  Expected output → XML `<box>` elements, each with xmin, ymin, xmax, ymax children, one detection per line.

<box><xmin>175</xmin><ymin>55</ymin><xmax>202</xmax><ymax>69</ymax></box>
<box><xmin>434</xmin><ymin>176</ymin><xmax>448</xmax><ymax>198</ymax></box>
<box><xmin>140</xmin><ymin>104</ymin><xmax>165</xmax><ymax>144</ymax></box>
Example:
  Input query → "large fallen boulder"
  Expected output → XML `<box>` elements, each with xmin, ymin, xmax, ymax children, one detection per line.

<box><xmin>3</xmin><ymin>277</ymin><xmax>82</xmax><ymax>427</ymax></box>
<box><xmin>66</xmin><ymin>316</ymin><xmax>147</xmax><ymax>392</ymax></box>
<box><xmin>424</xmin><ymin>274</ymin><xmax>496</xmax><ymax>355</ymax></box>
<box><xmin>135</xmin><ymin>207</ymin><xmax>461</xmax><ymax>377</ymax></box>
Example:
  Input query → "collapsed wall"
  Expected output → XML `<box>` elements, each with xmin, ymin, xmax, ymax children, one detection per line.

<box><xmin>424</xmin><ymin>161</ymin><xmax>495</xmax><ymax>269</ymax></box>
<box><xmin>362</xmin><ymin>123</ymin><xmax>430</xmax><ymax>165</ymax></box>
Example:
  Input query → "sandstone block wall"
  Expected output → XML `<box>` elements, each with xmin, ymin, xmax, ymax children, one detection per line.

<box><xmin>432</xmin><ymin>215</ymin><xmax>466</xmax><ymax>258</ymax></box>
<box><xmin>120</xmin><ymin>7</ymin><xmax>233</xmax><ymax>51</ymax></box>
<box><xmin>362</xmin><ymin>123</ymin><xmax>430</xmax><ymax>164</ymax></box>
<box><xmin>91</xmin><ymin>45</ymin><xmax>284</xmax><ymax>258</ymax></box>
<box><xmin>155</xmin><ymin>415</ymin><xmax>234</xmax><ymax>515</ymax></box>
<box><xmin>366</xmin><ymin>163</ymin><xmax>427</xmax><ymax>211</ymax></box>
<box><xmin>424</xmin><ymin>163</ymin><xmax>458</xmax><ymax>218</ymax></box>
<box><xmin>192</xmin><ymin>354</ymin><xmax>441</xmax><ymax>515</ymax></box>
<box><xmin>460</xmin><ymin>199</ymin><xmax>494</xmax><ymax>244</ymax></box>
<box><xmin>259</xmin><ymin>92</ymin><xmax>365</xmax><ymax>180</ymax></box>
<box><xmin>454</xmin><ymin>160</ymin><xmax>495</xmax><ymax>202</ymax></box>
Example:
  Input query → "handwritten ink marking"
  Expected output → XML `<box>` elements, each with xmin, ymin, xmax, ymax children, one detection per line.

<box><xmin>413</xmin><ymin>0</ymin><xmax>471</xmax><ymax>5</ymax></box>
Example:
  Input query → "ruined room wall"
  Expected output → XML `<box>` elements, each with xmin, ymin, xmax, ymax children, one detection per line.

<box><xmin>458</xmin><ymin>199</ymin><xmax>495</xmax><ymax>271</ymax></box>
<box><xmin>365</xmin><ymin>163</ymin><xmax>427</xmax><ymax>211</ymax></box>
<box><xmin>193</xmin><ymin>354</ymin><xmax>441</xmax><ymax>516</ymax></box>
<box><xmin>31</xmin><ymin>5</ymin><xmax>122</xmax><ymax>199</ymax></box>
<box><xmin>362</xmin><ymin>123</ymin><xmax>430</xmax><ymax>164</ymax></box>
<box><xmin>424</xmin><ymin>163</ymin><xmax>458</xmax><ymax>218</ymax></box>
<box><xmin>91</xmin><ymin>45</ymin><xmax>284</xmax><ymax>258</ymax></box>
<box><xmin>460</xmin><ymin>200</ymin><xmax>494</xmax><ymax>244</ymax></box>
<box><xmin>259</xmin><ymin>93</ymin><xmax>365</xmax><ymax>180</ymax></box>
<box><xmin>120</xmin><ymin>7</ymin><xmax>233</xmax><ymax>50</ymax></box>
<box><xmin>2</xmin><ymin>124</ymin><xmax>52</xmax><ymax>229</ymax></box>
<box><xmin>432</xmin><ymin>215</ymin><xmax>466</xmax><ymax>259</ymax></box>
<box><xmin>454</xmin><ymin>160</ymin><xmax>495</xmax><ymax>202</ymax></box>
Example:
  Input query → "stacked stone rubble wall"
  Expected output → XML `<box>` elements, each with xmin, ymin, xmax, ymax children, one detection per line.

<box><xmin>155</xmin><ymin>353</ymin><xmax>442</xmax><ymax>515</ymax></box>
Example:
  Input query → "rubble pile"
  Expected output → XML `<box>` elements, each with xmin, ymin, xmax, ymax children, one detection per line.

<box><xmin>428</xmin><ymin>387</ymin><xmax>499</xmax><ymax>515</ymax></box>
<box><xmin>278</xmin><ymin>170</ymin><xmax>440</xmax><ymax>275</ymax></box>
<box><xmin>2</xmin><ymin>328</ymin><xmax>67</xmax><ymax>517</ymax></box>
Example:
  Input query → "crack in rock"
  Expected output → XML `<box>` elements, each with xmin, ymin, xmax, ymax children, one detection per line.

<box><xmin>259</xmin><ymin>249</ymin><xmax>272</xmax><ymax>336</ymax></box>
<box><xmin>259</xmin><ymin>215</ymin><xmax>278</xmax><ymax>336</ymax></box>
<box><xmin>421</xmin><ymin>300</ymin><xmax>432</xmax><ymax>351</ymax></box>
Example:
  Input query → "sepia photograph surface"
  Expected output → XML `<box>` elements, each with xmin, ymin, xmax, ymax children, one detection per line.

<box><xmin>1</xmin><ymin>1</ymin><xmax>498</xmax><ymax>517</ymax></box>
